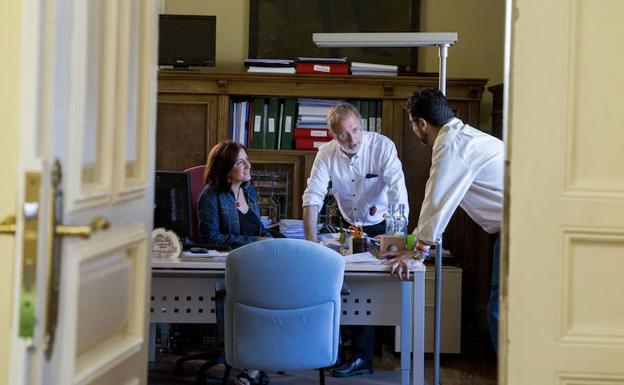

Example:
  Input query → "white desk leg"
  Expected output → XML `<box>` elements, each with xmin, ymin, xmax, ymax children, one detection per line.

<box><xmin>412</xmin><ymin>271</ymin><xmax>425</xmax><ymax>385</ymax></box>
<box><xmin>401</xmin><ymin>281</ymin><xmax>412</xmax><ymax>385</ymax></box>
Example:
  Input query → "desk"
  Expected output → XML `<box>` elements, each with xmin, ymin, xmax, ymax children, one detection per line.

<box><xmin>150</xmin><ymin>258</ymin><xmax>425</xmax><ymax>385</ymax></box>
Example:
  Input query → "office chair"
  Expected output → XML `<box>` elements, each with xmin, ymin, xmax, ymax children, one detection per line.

<box><xmin>184</xmin><ymin>165</ymin><xmax>207</xmax><ymax>244</ymax></box>
<box><xmin>172</xmin><ymin>164</ymin><xmax>230</xmax><ymax>384</ymax></box>
<box><xmin>225</xmin><ymin>238</ymin><xmax>345</xmax><ymax>385</ymax></box>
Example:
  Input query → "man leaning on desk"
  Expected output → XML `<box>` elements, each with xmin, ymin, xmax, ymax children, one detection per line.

<box><xmin>302</xmin><ymin>102</ymin><xmax>409</xmax><ymax>377</ymax></box>
<box><xmin>382</xmin><ymin>88</ymin><xmax>504</xmax><ymax>350</ymax></box>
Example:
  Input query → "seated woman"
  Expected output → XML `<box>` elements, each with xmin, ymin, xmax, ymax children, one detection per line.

<box><xmin>198</xmin><ymin>140</ymin><xmax>272</xmax><ymax>248</ymax></box>
<box><xmin>197</xmin><ymin>140</ymin><xmax>270</xmax><ymax>385</ymax></box>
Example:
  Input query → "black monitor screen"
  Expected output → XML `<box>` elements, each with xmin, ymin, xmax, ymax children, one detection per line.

<box><xmin>159</xmin><ymin>14</ymin><xmax>216</xmax><ymax>67</ymax></box>
<box><xmin>154</xmin><ymin>171</ymin><xmax>192</xmax><ymax>242</ymax></box>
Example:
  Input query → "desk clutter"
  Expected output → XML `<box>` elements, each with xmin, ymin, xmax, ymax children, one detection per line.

<box><xmin>180</xmin><ymin>249</ymin><xmax>228</xmax><ymax>262</ymax></box>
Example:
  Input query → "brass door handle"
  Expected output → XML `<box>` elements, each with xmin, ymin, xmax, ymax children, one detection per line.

<box><xmin>0</xmin><ymin>215</ymin><xmax>16</xmax><ymax>234</ymax></box>
<box><xmin>55</xmin><ymin>216</ymin><xmax>110</xmax><ymax>238</ymax></box>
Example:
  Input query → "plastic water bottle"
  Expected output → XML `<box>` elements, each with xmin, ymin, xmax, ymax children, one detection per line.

<box><xmin>385</xmin><ymin>204</ymin><xmax>396</xmax><ymax>235</ymax></box>
<box><xmin>394</xmin><ymin>203</ymin><xmax>408</xmax><ymax>236</ymax></box>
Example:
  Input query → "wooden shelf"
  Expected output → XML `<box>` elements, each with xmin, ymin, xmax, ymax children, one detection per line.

<box><xmin>248</xmin><ymin>149</ymin><xmax>317</xmax><ymax>157</ymax></box>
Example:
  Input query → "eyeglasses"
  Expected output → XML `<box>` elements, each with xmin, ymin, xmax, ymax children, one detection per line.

<box><xmin>408</xmin><ymin>117</ymin><xmax>420</xmax><ymax>129</ymax></box>
<box><xmin>336</xmin><ymin>126</ymin><xmax>362</xmax><ymax>141</ymax></box>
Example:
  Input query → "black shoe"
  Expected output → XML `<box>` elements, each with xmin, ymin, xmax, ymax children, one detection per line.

<box><xmin>327</xmin><ymin>355</ymin><xmax>345</xmax><ymax>370</ymax></box>
<box><xmin>329</xmin><ymin>357</ymin><xmax>373</xmax><ymax>377</ymax></box>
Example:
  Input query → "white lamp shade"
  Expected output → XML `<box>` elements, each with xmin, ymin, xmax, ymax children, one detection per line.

<box><xmin>312</xmin><ymin>32</ymin><xmax>457</xmax><ymax>48</ymax></box>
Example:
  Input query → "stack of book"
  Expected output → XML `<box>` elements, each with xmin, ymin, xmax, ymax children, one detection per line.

<box><xmin>349</xmin><ymin>100</ymin><xmax>382</xmax><ymax>133</ymax></box>
<box><xmin>229</xmin><ymin>98</ymin><xmax>250</xmax><ymax>146</ymax></box>
<box><xmin>294</xmin><ymin>98</ymin><xmax>340</xmax><ymax>150</ymax></box>
<box><xmin>350</xmin><ymin>61</ymin><xmax>398</xmax><ymax>77</ymax></box>
<box><xmin>244</xmin><ymin>97</ymin><xmax>297</xmax><ymax>149</ymax></box>
<box><xmin>245</xmin><ymin>58</ymin><xmax>296</xmax><ymax>74</ymax></box>
<box><xmin>295</xmin><ymin>57</ymin><xmax>349</xmax><ymax>75</ymax></box>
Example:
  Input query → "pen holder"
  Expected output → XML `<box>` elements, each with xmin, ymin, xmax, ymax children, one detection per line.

<box><xmin>351</xmin><ymin>237</ymin><xmax>368</xmax><ymax>254</ymax></box>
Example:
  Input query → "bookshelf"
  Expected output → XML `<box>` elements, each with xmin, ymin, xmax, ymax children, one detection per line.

<box><xmin>156</xmin><ymin>70</ymin><xmax>491</xmax><ymax>346</ymax></box>
<box><xmin>157</xmin><ymin>71</ymin><xmax>486</xmax><ymax>217</ymax></box>
<box><xmin>156</xmin><ymin>71</ymin><xmax>485</xmax><ymax>214</ymax></box>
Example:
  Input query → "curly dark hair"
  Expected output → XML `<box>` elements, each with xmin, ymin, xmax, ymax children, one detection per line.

<box><xmin>203</xmin><ymin>140</ymin><xmax>248</xmax><ymax>192</ymax></box>
<box><xmin>406</xmin><ymin>88</ymin><xmax>455</xmax><ymax>127</ymax></box>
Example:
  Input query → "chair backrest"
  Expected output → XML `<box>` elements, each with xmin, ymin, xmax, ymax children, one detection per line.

<box><xmin>184</xmin><ymin>165</ymin><xmax>206</xmax><ymax>243</ymax></box>
<box><xmin>224</xmin><ymin>239</ymin><xmax>345</xmax><ymax>372</ymax></box>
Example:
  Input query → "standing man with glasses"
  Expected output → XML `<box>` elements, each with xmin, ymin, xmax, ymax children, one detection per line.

<box><xmin>382</xmin><ymin>88</ymin><xmax>504</xmax><ymax>349</ymax></box>
<box><xmin>302</xmin><ymin>102</ymin><xmax>409</xmax><ymax>377</ymax></box>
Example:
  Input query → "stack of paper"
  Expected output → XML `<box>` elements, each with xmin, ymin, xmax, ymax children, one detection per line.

<box><xmin>260</xmin><ymin>215</ymin><xmax>272</xmax><ymax>227</ymax></box>
<box><xmin>296</xmin><ymin>98</ymin><xmax>341</xmax><ymax>128</ymax></box>
<box><xmin>343</xmin><ymin>251</ymin><xmax>383</xmax><ymax>264</ymax></box>
<box><xmin>279</xmin><ymin>219</ymin><xmax>322</xmax><ymax>239</ymax></box>
<box><xmin>245</xmin><ymin>58</ymin><xmax>296</xmax><ymax>74</ymax></box>
<box><xmin>350</xmin><ymin>62</ymin><xmax>398</xmax><ymax>77</ymax></box>
<box><xmin>180</xmin><ymin>249</ymin><xmax>228</xmax><ymax>262</ymax></box>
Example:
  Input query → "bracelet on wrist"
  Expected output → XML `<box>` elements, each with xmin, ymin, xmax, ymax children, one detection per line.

<box><xmin>412</xmin><ymin>249</ymin><xmax>428</xmax><ymax>260</ymax></box>
<box><xmin>414</xmin><ymin>241</ymin><xmax>430</xmax><ymax>256</ymax></box>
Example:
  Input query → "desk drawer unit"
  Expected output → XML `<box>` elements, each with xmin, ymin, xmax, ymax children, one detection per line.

<box><xmin>150</xmin><ymin>275</ymin><xmax>223</xmax><ymax>324</ymax></box>
<box><xmin>424</xmin><ymin>266</ymin><xmax>462</xmax><ymax>353</ymax></box>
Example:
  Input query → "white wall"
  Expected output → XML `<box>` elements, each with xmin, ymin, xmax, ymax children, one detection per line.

<box><xmin>163</xmin><ymin>0</ymin><xmax>248</xmax><ymax>73</ymax></box>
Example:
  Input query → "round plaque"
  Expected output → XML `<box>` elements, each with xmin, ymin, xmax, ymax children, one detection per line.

<box><xmin>151</xmin><ymin>228</ymin><xmax>183</xmax><ymax>259</ymax></box>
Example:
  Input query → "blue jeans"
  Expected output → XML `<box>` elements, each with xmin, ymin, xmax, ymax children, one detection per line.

<box><xmin>487</xmin><ymin>234</ymin><xmax>500</xmax><ymax>350</ymax></box>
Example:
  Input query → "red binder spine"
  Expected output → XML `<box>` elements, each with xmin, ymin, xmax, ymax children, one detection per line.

<box><xmin>294</xmin><ymin>128</ymin><xmax>331</xmax><ymax>139</ymax></box>
<box><xmin>295</xmin><ymin>62</ymin><xmax>349</xmax><ymax>75</ymax></box>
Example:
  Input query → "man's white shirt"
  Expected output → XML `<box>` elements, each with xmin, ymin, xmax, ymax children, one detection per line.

<box><xmin>302</xmin><ymin>131</ymin><xmax>409</xmax><ymax>226</ymax></box>
<box><xmin>415</xmin><ymin>118</ymin><xmax>504</xmax><ymax>244</ymax></box>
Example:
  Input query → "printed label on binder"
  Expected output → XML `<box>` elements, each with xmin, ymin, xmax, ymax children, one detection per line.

<box><xmin>313</xmin><ymin>64</ymin><xmax>331</xmax><ymax>73</ymax></box>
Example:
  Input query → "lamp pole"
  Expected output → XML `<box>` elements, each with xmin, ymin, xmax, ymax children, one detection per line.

<box><xmin>438</xmin><ymin>44</ymin><xmax>450</xmax><ymax>95</ymax></box>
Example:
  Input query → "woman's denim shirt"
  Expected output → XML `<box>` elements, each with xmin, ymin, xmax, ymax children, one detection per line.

<box><xmin>197</xmin><ymin>181</ymin><xmax>271</xmax><ymax>248</ymax></box>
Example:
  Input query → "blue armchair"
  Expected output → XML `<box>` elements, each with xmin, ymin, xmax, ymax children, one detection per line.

<box><xmin>225</xmin><ymin>238</ymin><xmax>345</xmax><ymax>384</ymax></box>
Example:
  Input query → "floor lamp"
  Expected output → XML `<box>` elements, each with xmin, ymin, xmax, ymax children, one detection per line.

<box><xmin>314</xmin><ymin>32</ymin><xmax>458</xmax><ymax>385</ymax></box>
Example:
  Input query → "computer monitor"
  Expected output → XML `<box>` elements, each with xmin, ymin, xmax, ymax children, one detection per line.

<box><xmin>154</xmin><ymin>171</ymin><xmax>192</xmax><ymax>243</ymax></box>
<box><xmin>158</xmin><ymin>14</ymin><xmax>216</xmax><ymax>67</ymax></box>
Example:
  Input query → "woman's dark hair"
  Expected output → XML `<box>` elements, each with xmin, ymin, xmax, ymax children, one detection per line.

<box><xmin>406</xmin><ymin>88</ymin><xmax>455</xmax><ymax>127</ymax></box>
<box><xmin>203</xmin><ymin>140</ymin><xmax>248</xmax><ymax>192</ymax></box>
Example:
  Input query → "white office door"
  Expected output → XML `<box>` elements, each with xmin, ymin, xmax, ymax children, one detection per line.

<box><xmin>502</xmin><ymin>0</ymin><xmax>624</xmax><ymax>383</ymax></box>
<box><xmin>3</xmin><ymin>0</ymin><xmax>159</xmax><ymax>385</ymax></box>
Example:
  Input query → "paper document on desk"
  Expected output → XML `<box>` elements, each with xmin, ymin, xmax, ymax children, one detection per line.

<box><xmin>344</xmin><ymin>251</ymin><xmax>383</xmax><ymax>264</ymax></box>
<box><xmin>180</xmin><ymin>250</ymin><xmax>228</xmax><ymax>262</ymax></box>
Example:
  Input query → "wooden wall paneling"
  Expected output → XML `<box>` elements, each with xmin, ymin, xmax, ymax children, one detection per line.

<box><xmin>399</xmin><ymin>105</ymin><xmax>432</xmax><ymax>229</ymax></box>
<box><xmin>303</xmin><ymin>154</ymin><xmax>317</xmax><ymax>186</ymax></box>
<box><xmin>156</xmin><ymin>94</ymin><xmax>217</xmax><ymax>172</ymax></box>
<box><xmin>380</xmin><ymin>98</ymin><xmax>397</xmax><ymax>143</ymax></box>
<box><xmin>216</xmin><ymin>94</ymin><xmax>230</xmax><ymax>144</ymax></box>
<box><xmin>156</xmin><ymin>102</ymin><xmax>208</xmax><ymax>171</ymax></box>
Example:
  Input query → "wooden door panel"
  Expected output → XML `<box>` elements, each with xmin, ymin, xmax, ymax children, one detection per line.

<box><xmin>72</xmin><ymin>227</ymin><xmax>147</xmax><ymax>380</ymax></box>
<box><xmin>505</xmin><ymin>0</ymin><xmax>624</xmax><ymax>381</ymax></box>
